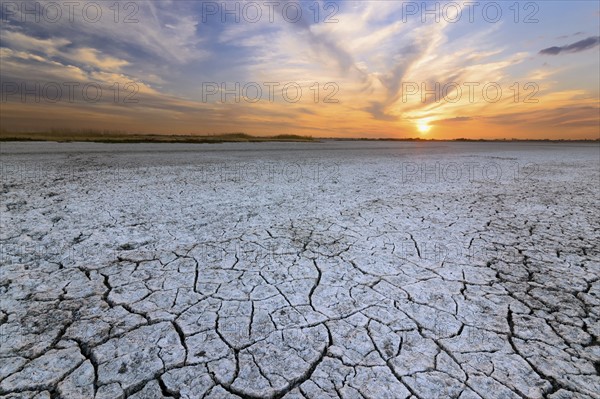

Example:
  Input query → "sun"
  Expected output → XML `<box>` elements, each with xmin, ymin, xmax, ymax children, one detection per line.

<box><xmin>417</xmin><ymin>121</ymin><xmax>431</xmax><ymax>134</ymax></box>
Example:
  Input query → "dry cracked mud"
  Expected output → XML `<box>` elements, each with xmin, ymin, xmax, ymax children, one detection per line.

<box><xmin>1</xmin><ymin>141</ymin><xmax>599</xmax><ymax>399</ymax></box>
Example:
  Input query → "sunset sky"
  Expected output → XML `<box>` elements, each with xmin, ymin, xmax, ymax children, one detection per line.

<box><xmin>1</xmin><ymin>0</ymin><xmax>599</xmax><ymax>139</ymax></box>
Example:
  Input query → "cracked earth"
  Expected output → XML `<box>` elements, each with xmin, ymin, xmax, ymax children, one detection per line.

<box><xmin>1</xmin><ymin>141</ymin><xmax>599</xmax><ymax>399</ymax></box>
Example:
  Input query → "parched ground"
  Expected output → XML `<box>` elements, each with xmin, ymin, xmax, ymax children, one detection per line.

<box><xmin>1</xmin><ymin>141</ymin><xmax>599</xmax><ymax>399</ymax></box>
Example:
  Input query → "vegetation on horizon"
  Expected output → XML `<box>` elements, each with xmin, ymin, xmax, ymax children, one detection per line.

<box><xmin>0</xmin><ymin>130</ymin><xmax>597</xmax><ymax>143</ymax></box>
<box><xmin>0</xmin><ymin>130</ymin><xmax>315</xmax><ymax>143</ymax></box>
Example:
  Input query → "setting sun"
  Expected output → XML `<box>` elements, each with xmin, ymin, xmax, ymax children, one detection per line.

<box><xmin>417</xmin><ymin>121</ymin><xmax>431</xmax><ymax>134</ymax></box>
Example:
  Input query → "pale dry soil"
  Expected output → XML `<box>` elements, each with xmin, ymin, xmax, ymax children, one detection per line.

<box><xmin>1</xmin><ymin>141</ymin><xmax>599</xmax><ymax>399</ymax></box>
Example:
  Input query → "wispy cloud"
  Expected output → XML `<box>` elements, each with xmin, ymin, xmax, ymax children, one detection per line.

<box><xmin>539</xmin><ymin>36</ymin><xmax>600</xmax><ymax>55</ymax></box>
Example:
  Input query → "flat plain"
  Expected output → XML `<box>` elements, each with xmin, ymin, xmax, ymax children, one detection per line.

<box><xmin>1</xmin><ymin>141</ymin><xmax>599</xmax><ymax>399</ymax></box>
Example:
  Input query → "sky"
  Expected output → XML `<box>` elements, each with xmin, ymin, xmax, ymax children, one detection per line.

<box><xmin>1</xmin><ymin>0</ymin><xmax>599</xmax><ymax>139</ymax></box>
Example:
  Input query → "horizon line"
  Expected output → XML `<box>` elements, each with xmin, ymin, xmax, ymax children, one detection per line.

<box><xmin>1</xmin><ymin>131</ymin><xmax>599</xmax><ymax>144</ymax></box>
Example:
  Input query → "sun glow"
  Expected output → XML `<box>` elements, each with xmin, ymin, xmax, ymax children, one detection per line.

<box><xmin>417</xmin><ymin>121</ymin><xmax>431</xmax><ymax>134</ymax></box>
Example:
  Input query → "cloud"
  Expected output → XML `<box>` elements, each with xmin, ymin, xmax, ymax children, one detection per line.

<box><xmin>539</xmin><ymin>36</ymin><xmax>600</xmax><ymax>55</ymax></box>
<box><xmin>432</xmin><ymin>117</ymin><xmax>473</xmax><ymax>124</ymax></box>
<box><xmin>1</xmin><ymin>31</ymin><xmax>70</xmax><ymax>55</ymax></box>
<box><xmin>69</xmin><ymin>48</ymin><xmax>129</xmax><ymax>71</ymax></box>
<box><xmin>1</xmin><ymin>31</ymin><xmax>130</xmax><ymax>74</ymax></box>
<box><xmin>483</xmin><ymin>106</ymin><xmax>600</xmax><ymax>128</ymax></box>
<box><xmin>557</xmin><ymin>31</ymin><xmax>584</xmax><ymax>39</ymax></box>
